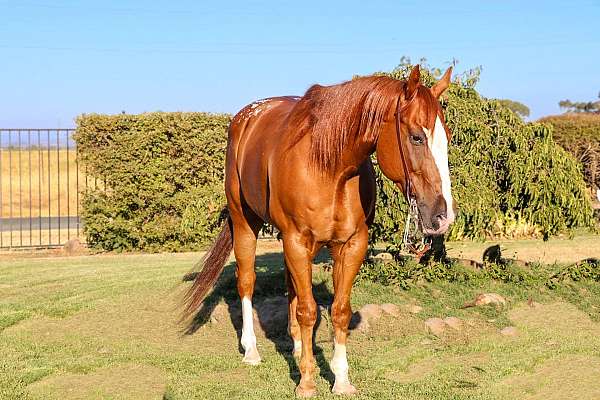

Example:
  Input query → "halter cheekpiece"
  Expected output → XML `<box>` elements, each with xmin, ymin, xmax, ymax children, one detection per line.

<box><xmin>394</xmin><ymin>91</ymin><xmax>431</xmax><ymax>258</ymax></box>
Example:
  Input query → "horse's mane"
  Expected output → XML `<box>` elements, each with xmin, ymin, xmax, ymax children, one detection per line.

<box><xmin>288</xmin><ymin>75</ymin><xmax>405</xmax><ymax>171</ymax></box>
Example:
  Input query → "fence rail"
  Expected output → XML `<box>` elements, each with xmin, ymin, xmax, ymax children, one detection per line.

<box><xmin>0</xmin><ymin>128</ymin><xmax>88</xmax><ymax>249</ymax></box>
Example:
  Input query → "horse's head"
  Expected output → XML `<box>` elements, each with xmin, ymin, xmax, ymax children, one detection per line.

<box><xmin>376</xmin><ymin>65</ymin><xmax>455</xmax><ymax>236</ymax></box>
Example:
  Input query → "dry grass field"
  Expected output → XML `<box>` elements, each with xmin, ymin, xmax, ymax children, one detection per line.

<box><xmin>0</xmin><ymin>149</ymin><xmax>95</xmax><ymax>219</ymax></box>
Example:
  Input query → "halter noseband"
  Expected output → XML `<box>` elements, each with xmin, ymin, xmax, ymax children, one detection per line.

<box><xmin>394</xmin><ymin>92</ymin><xmax>431</xmax><ymax>258</ymax></box>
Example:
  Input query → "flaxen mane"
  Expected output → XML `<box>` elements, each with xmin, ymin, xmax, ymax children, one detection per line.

<box><xmin>289</xmin><ymin>76</ymin><xmax>404</xmax><ymax>170</ymax></box>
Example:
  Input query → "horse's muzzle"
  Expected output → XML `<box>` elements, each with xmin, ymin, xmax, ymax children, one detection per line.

<box><xmin>420</xmin><ymin>196</ymin><xmax>455</xmax><ymax>236</ymax></box>
<box><xmin>423</xmin><ymin>215</ymin><xmax>454</xmax><ymax>236</ymax></box>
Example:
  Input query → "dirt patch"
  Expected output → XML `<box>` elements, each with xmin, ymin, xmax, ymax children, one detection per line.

<box><xmin>386</xmin><ymin>352</ymin><xmax>490</xmax><ymax>384</ymax></box>
<box><xmin>492</xmin><ymin>356</ymin><xmax>600</xmax><ymax>400</ymax></box>
<box><xmin>27</xmin><ymin>364</ymin><xmax>166</xmax><ymax>400</ymax></box>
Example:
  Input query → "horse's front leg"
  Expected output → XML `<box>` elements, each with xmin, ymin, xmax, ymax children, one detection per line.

<box><xmin>282</xmin><ymin>233</ymin><xmax>319</xmax><ymax>398</ymax></box>
<box><xmin>329</xmin><ymin>227</ymin><xmax>368</xmax><ymax>395</ymax></box>
<box><xmin>285</xmin><ymin>261</ymin><xmax>302</xmax><ymax>358</ymax></box>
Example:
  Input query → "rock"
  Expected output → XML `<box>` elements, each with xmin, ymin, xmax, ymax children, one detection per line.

<box><xmin>210</xmin><ymin>303</ymin><xmax>230</xmax><ymax>324</ymax></box>
<box><xmin>359</xmin><ymin>304</ymin><xmax>383</xmax><ymax>320</ymax></box>
<box><xmin>483</xmin><ymin>245</ymin><xmax>502</xmax><ymax>264</ymax></box>
<box><xmin>408</xmin><ymin>304</ymin><xmax>423</xmax><ymax>314</ymax></box>
<box><xmin>443</xmin><ymin>316</ymin><xmax>462</xmax><ymax>330</ymax></box>
<box><xmin>182</xmin><ymin>272</ymin><xmax>198</xmax><ymax>282</ymax></box>
<box><xmin>381</xmin><ymin>303</ymin><xmax>400</xmax><ymax>317</ymax></box>
<box><xmin>255</xmin><ymin>296</ymin><xmax>288</xmax><ymax>334</ymax></box>
<box><xmin>453</xmin><ymin>258</ymin><xmax>483</xmax><ymax>270</ymax></box>
<box><xmin>463</xmin><ymin>293</ymin><xmax>506</xmax><ymax>308</ymax></box>
<box><xmin>63</xmin><ymin>238</ymin><xmax>85</xmax><ymax>255</ymax></box>
<box><xmin>424</xmin><ymin>317</ymin><xmax>446</xmax><ymax>336</ymax></box>
<box><xmin>500</xmin><ymin>326</ymin><xmax>518</xmax><ymax>336</ymax></box>
<box><xmin>373</xmin><ymin>252</ymin><xmax>394</xmax><ymax>261</ymax></box>
<box><xmin>350</xmin><ymin>311</ymin><xmax>370</xmax><ymax>332</ymax></box>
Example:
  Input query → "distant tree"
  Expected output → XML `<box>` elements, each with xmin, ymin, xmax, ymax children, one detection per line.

<box><xmin>559</xmin><ymin>93</ymin><xmax>600</xmax><ymax>113</ymax></box>
<box><xmin>496</xmin><ymin>99</ymin><xmax>530</xmax><ymax>118</ymax></box>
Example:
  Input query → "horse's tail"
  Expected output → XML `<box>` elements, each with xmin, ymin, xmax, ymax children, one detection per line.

<box><xmin>181</xmin><ymin>213</ymin><xmax>233</xmax><ymax>320</ymax></box>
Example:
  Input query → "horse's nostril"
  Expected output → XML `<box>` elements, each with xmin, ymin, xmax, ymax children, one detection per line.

<box><xmin>435</xmin><ymin>211</ymin><xmax>447</xmax><ymax>221</ymax></box>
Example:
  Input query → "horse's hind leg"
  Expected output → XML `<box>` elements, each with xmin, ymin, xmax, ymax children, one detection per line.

<box><xmin>282</xmin><ymin>233</ymin><xmax>320</xmax><ymax>398</ymax></box>
<box><xmin>328</xmin><ymin>227</ymin><xmax>368</xmax><ymax>395</ymax></box>
<box><xmin>229</xmin><ymin>206</ymin><xmax>263</xmax><ymax>365</ymax></box>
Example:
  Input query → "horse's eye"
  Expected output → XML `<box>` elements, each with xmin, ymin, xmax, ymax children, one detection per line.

<box><xmin>410</xmin><ymin>134</ymin><xmax>425</xmax><ymax>146</ymax></box>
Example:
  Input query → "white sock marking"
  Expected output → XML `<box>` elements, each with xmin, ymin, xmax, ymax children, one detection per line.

<box><xmin>330</xmin><ymin>340</ymin><xmax>350</xmax><ymax>385</ymax></box>
<box><xmin>241</xmin><ymin>297</ymin><xmax>259</xmax><ymax>362</ymax></box>
<box><xmin>293</xmin><ymin>340</ymin><xmax>302</xmax><ymax>354</ymax></box>
<box><xmin>424</xmin><ymin>116</ymin><xmax>454</xmax><ymax>223</ymax></box>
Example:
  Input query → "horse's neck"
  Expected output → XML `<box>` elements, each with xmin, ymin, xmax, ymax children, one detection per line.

<box><xmin>335</xmin><ymin>135</ymin><xmax>377</xmax><ymax>176</ymax></box>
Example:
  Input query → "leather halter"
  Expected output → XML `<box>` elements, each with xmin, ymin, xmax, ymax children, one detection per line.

<box><xmin>394</xmin><ymin>91</ymin><xmax>431</xmax><ymax>258</ymax></box>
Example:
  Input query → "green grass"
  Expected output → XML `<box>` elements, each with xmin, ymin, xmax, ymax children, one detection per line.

<box><xmin>2</xmin><ymin>245</ymin><xmax>600</xmax><ymax>399</ymax></box>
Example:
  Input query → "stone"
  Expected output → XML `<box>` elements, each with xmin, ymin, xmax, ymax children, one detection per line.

<box><xmin>381</xmin><ymin>303</ymin><xmax>400</xmax><ymax>317</ymax></box>
<box><xmin>408</xmin><ymin>304</ymin><xmax>423</xmax><ymax>314</ymax></box>
<box><xmin>373</xmin><ymin>252</ymin><xmax>394</xmax><ymax>261</ymax></box>
<box><xmin>350</xmin><ymin>311</ymin><xmax>370</xmax><ymax>332</ymax></box>
<box><xmin>424</xmin><ymin>317</ymin><xmax>446</xmax><ymax>336</ymax></box>
<box><xmin>255</xmin><ymin>297</ymin><xmax>288</xmax><ymax>334</ymax></box>
<box><xmin>443</xmin><ymin>316</ymin><xmax>462</xmax><ymax>330</ymax></box>
<box><xmin>500</xmin><ymin>326</ymin><xmax>518</xmax><ymax>336</ymax></box>
<box><xmin>463</xmin><ymin>293</ymin><xmax>506</xmax><ymax>308</ymax></box>
<box><xmin>453</xmin><ymin>258</ymin><xmax>483</xmax><ymax>270</ymax></box>
<box><xmin>359</xmin><ymin>304</ymin><xmax>383</xmax><ymax>320</ymax></box>
<box><xmin>210</xmin><ymin>303</ymin><xmax>230</xmax><ymax>324</ymax></box>
<box><xmin>63</xmin><ymin>238</ymin><xmax>85</xmax><ymax>255</ymax></box>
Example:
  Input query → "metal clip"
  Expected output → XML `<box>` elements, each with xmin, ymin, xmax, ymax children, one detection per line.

<box><xmin>402</xmin><ymin>197</ymin><xmax>431</xmax><ymax>258</ymax></box>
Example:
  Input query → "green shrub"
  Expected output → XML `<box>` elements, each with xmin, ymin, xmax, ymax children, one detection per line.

<box><xmin>539</xmin><ymin>113</ymin><xmax>600</xmax><ymax>191</ymax></box>
<box><xmin>74</xmin><ymin>112</ymin><xmax>230</xmax><ymax>251</ymax></box>
<box><xmin>371</xmin><ymin>60</ymin><xmax>595</xmax><ymax>250</ymax></box>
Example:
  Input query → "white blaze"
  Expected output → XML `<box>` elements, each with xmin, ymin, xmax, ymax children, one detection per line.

<box><xmin>424</xmin><ymin>116</ymin><xmax>454</xmax><ymax>222</ymax></box>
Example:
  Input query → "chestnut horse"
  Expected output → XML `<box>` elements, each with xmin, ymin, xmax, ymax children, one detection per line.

<box><xmin>183</xmin><ymin>65</ymin><xmax>455</xmax><ymax>397</ymax></box>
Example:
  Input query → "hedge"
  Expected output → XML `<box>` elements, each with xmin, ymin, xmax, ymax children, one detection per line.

<box><xmin>539</xmin><ymin>113</ymin><xmax>600</xmax><ymax>191</ymax></box>
<box><xmin>75</xmin><ymin>63</ymin><xmax>596</xmax><ymax>252</ymax></box>
<box><xmin>74</xmin><ymin>112</ymin><xmax>230</xmax><ymax>251</ymax></box>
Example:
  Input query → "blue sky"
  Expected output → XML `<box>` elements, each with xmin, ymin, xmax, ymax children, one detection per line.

<box><xmin>1</xmin><ymin>0</ymin><xmax>599</xmax><ymax>127</ymax></box>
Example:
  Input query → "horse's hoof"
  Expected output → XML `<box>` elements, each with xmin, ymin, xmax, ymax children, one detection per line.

<box><xmin>242</xmin><ymin>349</ymin><xmax>261</xmax><ymax>366</ymax></box>
<box><xmin>295</xmin><ymin>383</ymin><xmax>317</xmax><ymax>398</ymax></box>
<box><xmin>332</xmin><ymin>381</ymin><xmax>358</xmax><ymax>396</ymax></box>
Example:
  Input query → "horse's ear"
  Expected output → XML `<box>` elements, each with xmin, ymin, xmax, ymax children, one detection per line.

<box><xmin>406</xmin><ymin>65</ymin><xmax>420</xmax><ymax>99</ymax></box>
<box><xmin>431</xmin><ymin>66</ymin><xmax>453</xmax><ymax>98</ymax></box>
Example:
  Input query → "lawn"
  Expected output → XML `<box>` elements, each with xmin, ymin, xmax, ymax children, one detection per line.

<box><xmin>2</xmin><ymin>238</ymin><xmax>600</xmax><ymax>400</ymax></box>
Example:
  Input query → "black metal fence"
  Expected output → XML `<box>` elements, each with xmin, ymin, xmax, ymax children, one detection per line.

<box><xmin>0</xmin><ymin>129</ymin><xmax>91</xmax><ymax>249</ymax></box>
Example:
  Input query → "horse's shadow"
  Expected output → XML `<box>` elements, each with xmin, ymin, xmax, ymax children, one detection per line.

<box><xmin>183</xmin><ymin>248</ymin><xmax>361</xmax><ymax>388</ymax></box>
